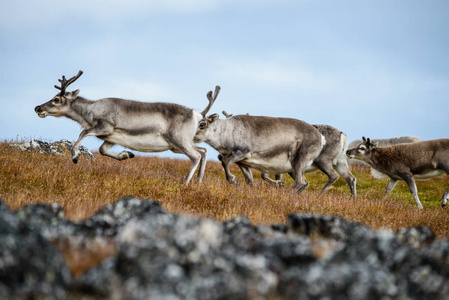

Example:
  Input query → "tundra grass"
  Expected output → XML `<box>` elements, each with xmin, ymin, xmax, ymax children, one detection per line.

<box><xmin>1</xmin><ymin>141</ymin><xmax>449</xmax><ymax>238</ymax></box>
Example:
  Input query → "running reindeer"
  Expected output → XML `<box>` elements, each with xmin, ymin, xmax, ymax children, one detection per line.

<box><xmin>35</xmin><ymin>70</ymin><xmax>220</xmax><ymax>184</ymax></box>
<box><xmin>194</xmin><ymin>97</ymin><xmax>325</xmax><ymax>193</ymax></box>
<box><xmin>219</xmin><ymin>111</ymin><xmax>356</xmax><ymax>196</ymax></box>
<box><xmin>347</xmin><ymin>137</ymin><xmax>449</xmax><ymax>208</ymax></box>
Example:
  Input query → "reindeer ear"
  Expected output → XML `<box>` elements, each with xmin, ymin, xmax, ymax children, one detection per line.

<box><xmin>208</xmin><ymin>113</ymin><xmax>219</xmax><ymax>123</ymax></box>
<box><xmin>67</xmin><ymin>89</ymin><xmax>80</xmax><ymax>99</ymax></box>
<box><xmin>362</xmin><ymin>136</ymin><xmax>367</xmax><ymax>142</ymax></box>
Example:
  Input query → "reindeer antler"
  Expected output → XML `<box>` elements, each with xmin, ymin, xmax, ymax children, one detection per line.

<box><xmin>222</xmin><ymin>110</ymin><xmax>233</xmax><ymax>118</ymax></box>
<box><xmin>54</xmin><ymin>70</ymin><xmax>83</xmax><ymax>95</ymax></box>
<box><xmin>201</xmin><ymin>85</ymin><xmax>221</xmax><ymax>117</ymax></box>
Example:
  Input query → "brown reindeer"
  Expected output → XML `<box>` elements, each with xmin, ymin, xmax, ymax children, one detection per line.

<box><xmin>346</xmin><ymin>137</ymin><xmax>449</xmax><ymax>208</ymax></box>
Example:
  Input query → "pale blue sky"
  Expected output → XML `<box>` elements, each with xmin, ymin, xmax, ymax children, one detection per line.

<box><xmin>1</xmin><ymin>0</ymin><xmax>448</xmax><ymax>159</ymax></box>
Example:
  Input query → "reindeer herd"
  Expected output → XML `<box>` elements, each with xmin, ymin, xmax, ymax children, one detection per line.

<box><xmin>35</xmin><ymin>71</ymin><xmax>449</xmax><ymax>209</ymax></box>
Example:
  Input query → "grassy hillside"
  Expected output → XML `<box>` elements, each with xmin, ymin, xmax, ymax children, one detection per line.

<box><xmin>1</xmin><ymin>141</ymin><xmax>449</xmax><ymax>237</ymax></box>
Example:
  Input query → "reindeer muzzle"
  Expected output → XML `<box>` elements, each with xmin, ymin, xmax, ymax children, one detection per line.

<box><xmin>346</xmin><ymin>150</ymin><xmax>353</xmax><ymax>158</ymax></box>
<box><xmin>35</xmin><ymin>105</ymin><xmax>46</xmax><ymax>118</ymax></box>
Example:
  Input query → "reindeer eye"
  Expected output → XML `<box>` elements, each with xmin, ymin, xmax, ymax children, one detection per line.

<box><xmin>199</xmin><ymin>123</ymin><xmax>206</xmax><ymax>129</ymax></box>
<box><xmin>359</xmin><ymin>146</ymin><xmax>366</xmax><ymax>151</ymax></box>
<box><xmin>53</xmin><ymin>98</ymin><xmax>60</xmax><ymax>103</ymax></box>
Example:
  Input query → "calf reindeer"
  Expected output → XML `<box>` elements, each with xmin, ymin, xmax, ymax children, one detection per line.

<box><xmin>35</xmin><ymin>70</ymin><xmax>220</xmax><ymax>184</ymax></box>
<box><xmin>194</xmin><ymin>101</ymin><xmax>325</xmax><ymax>193</ymax></box>
<box><xmin>346</xmin><ymin>137</ymin><xmax>449</xmax><ymax>208</ymax></box>
<box><xmin>218</xmin><ymin>112</ymin><xmax>356</xmax><ymax>195</ymax></box>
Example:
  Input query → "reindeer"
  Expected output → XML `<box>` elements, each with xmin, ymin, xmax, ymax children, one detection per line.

<box><xmin>348</xmin><ymin>136</ymin><xmax>421</xmax><ymax>167</ymax></box>
<box><xmin>218</xmin><ymin>112</ymin><xmax>356</xmax><ymax>195</ymax></box>
<box><xmin>34</xmin><ymin>70</ymin><xmax>220</xmax><ymax>184</ymax></box>
<box><xmin>194</xmin><ymin>103</ymin><xmax>325</xmax><ymax>193</ymax></box>
<box><xmin>346</xmin><ymin>137</ymin><xmax>449</xmax><ymax>209</ymax></box>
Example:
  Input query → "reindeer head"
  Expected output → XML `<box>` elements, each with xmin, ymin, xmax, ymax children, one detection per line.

<box><xmin>346</xmin><ymin>137</ymin><xmax>378</xmax><ymax>160</ymax></box>
<box><xmin>194</xmin><ymin>113</ymin><xmax>220</xmax><ymax>143</ymax></box>
<box><xmin>194</xmin><ymin>86</ymin><xmax>221</xmax><ymax>143</ymax></box>
<box><xmin>34</xmin><ymin>70</ymin><xmax>83</xmax><ymax>118</ymax></box>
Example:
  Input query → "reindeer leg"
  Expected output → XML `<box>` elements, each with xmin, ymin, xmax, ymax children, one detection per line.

<box><xmin>442</xmin><ymin>189</ymin><xmax>449</xmax><ymax>207</ymax></box>
<box><xmin>334</xmin><ymin>158</ymin><xmax>357</xmax><ymax>197</ymax></box>
<box><xmin>164</xmin><ymin>134</ymin><xmax>202</xmax><ymax>185</ymax></box>
<box><xmin>195</xmin><ymin>146</ymin><xmax>207</xmax><ymax>182</ymax></box>
<box><xmin>238</xmin><ymin>164</ymin><xmax>254</xmax><ymax>185</ymax></box>
<box><xmin>72</xmin><ymin>121</ymin><xmax>115</xmax><ymax>163</ymax></box>
<box><xmin>439</xmin><ymin>165</ymin><xmax>449</xmax><ymax>207</ymax></box>
<box><xmin>385</xmin><ymin>179</ymin><xmax>399</xmax><ymax>194</ymax></box>
<box><xmin>313</xmin><ymin>159</ymin><xmax>340</xmax><ymax>195</ymax></box>
<box><xmin>99</xmin><ymin>141</ymin><xmax>134</xmax><ymax>161</ymax></box>
<box><xmin>221</xmin><ymin>154</ymin><xmax>238</xmax><ymax>184</ymax></box>
<box><xmin>261</xmin><ymin>173</ymin><xmax>284</xmax><ymax>187</ymax></box>
<box><xmin>291</xmin><ymin>147</ymin><xmax>307</xmax><ymax>192</ymax></box>
<box><xmin>221</xmin><ymin>149</ymin><xmax>251</xmax><ymax>185</ymax></box>
<box><xmin>401</xmin><ymin>174</ymin><xmax>423</xmax><ymax>209</ymax></box>
<box><xmin>180</xmin><ymin>147</ymin><xmax>202</xmax><ymax>185</ymax></box>
<box><xmin>178</xmin><ymin>146</ymin><xmax>202</xmax><ymax>185</ymax></box>
<box><xmin>291</xmin><ymin>140</ymin><xmax>322</xmax><ymax>193</ymax></box>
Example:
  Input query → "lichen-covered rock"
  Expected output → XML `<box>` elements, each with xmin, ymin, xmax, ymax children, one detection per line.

<box><xmin>82</xmin><ymin>213</ymin><xmax>279</xmax><ymax>300</ymax></box>
<box><xmin>1</xmin><ymin>197</ymin><xmax>449</xmax><ymax>299</ymax></box>
<box><xmin>9</xmin><ymin>139</ymin><xmax>94</xmax><ymax>159</ymax></box>
<box><xmin>0</xmin><ymin>199</ymin><xmax>71</xmax><ymax>299</ymax></box>
<box><xmin>287</xmin><ymin>213</ymin><xmax>371</xmax><ymax>240</ymax></box>
<box><xmin>396</xmin><ymin>226</ymin><xmax>436</xmax><ymax>249</ymax></box>
<box><xmin>14</xmin><ymin>203</ymin><xmax>76</xmax><ymax>239</ymax></box>
<box><xmin>79</xmin><ymin>198</ymin><xmax>166</xmax><ymax>237</ymax></box>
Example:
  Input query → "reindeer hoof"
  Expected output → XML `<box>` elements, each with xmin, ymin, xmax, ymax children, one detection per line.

<box><xmin>442</xmin><ymin>203</ymin><xmax>447</xmax><ymax>208</ymax></box>
<box><xmin>119</xmin><ymin>151</ymin><xmax>134</xmax><ymax>160</ymax></box>
<box><xmin>276</xmin><ymin>181</ymin><xmax>285</xmax><ymax>187</ymax></box>
<box><xmin>72</xmin><ymin>157</ymin><xmax>78</xmax><ymax>164</ymax></box>
<box><xmin>228</xmin><ymin>176</ymin><xmax>238</xmax><ymax>185</ymax></box>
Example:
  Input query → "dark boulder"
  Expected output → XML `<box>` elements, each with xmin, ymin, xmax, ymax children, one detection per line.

<box><xmin>0</xmin><ymin>199</ymin><xmax>71</xmax><ymax>299</ymax></box>
<box><xmin>1</xmin><ymin>197</ymin><xmax>449</xmax><ymax>299</ymax></box>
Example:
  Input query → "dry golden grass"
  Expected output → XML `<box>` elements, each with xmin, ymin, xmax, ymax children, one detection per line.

<box><xmin>2</xmin><ymin>141</ymin><xmax>449</xmax><ymax>237</ymax></box>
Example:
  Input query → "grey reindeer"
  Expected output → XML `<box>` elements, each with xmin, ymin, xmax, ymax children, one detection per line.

<box><xmin>347</xmin><ymin>137</ymin><xmax>449</xmax><ymax>208</ymax></box>
<box><xmin>220</xmin><ymin>111</ymin><xmax>356</xmax><ymax>196</ymax></box>
<box><xmin>35</xmin><ymin>70</ymin><xmax>220</xmax><ymax>184</ymax></box>
<box><xmin>194</xmin><ymin>99</ymin><xmax>325</xmax><ymax>193</ymax></box>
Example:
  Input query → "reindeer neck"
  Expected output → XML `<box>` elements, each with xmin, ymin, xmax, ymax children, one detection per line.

<box><xmin>67</xmin><ymin>97</ymin><xmax>95</xmax><ymax>128</ymax></box>
<box><xmin>369</xmin><ymin>148</ymin><xmax>395</xmax><ymax>171</ymax></box>
<box><xmin>203</xmin><ymin>119</ymin><xmax>227</xmax><ymax>145</ymax></box>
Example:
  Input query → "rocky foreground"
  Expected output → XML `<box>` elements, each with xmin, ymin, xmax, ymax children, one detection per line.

<box><xmin>1</xmin><ymin>198</ymin><xmax>449</xmax><ymax>299</ymax></box>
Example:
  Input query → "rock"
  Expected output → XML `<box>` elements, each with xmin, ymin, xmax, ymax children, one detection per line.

<box><xmin>1</xmin><ymin>197</ymin><xmax>449</xmax><ymax>299</ymax></box>
<box><xmin>287</xmin><ymin>213</ymin><xmax>371</xmax><ymax>240</ymax></box>
<box><xmin>396</xmin><ymin>226</ymin><xmax>436</xmax><ymax>249</ymax></box>
<box><xmin>14</xmin><ymin>202</ymin><xmax>76</xmax><ymax>239</ymax></box>
<box><xmin>9</xmin><ymin>139</ymin><xmax>95</xmax><ymax>159</ymax></box>
<box><xmin>79</xmin><ymin>198</ymin><xmax>166</xmax><ymax>237</ymax></box>
<box><xmin>0</xmin><ymin>199</ymin><xmax>71</xmax><ymax>299</ymax></box>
